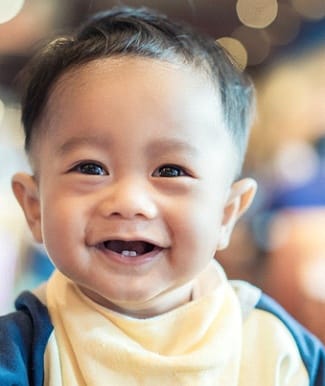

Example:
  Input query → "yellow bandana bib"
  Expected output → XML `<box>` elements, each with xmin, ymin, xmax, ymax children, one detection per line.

<box><xmin>46</xmin><ymin>262</ymin><xmax>243</xmax><ymax>385</ymax></box>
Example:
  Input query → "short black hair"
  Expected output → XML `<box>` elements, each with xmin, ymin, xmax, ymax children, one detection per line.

<box><xmin>20</xmin><ymin>6</ymin><xmax>255</xmax><ymax>172</ymax></box>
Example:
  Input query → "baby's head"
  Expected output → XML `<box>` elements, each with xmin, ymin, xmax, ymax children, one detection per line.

<box><xmin>21</xmin><ymin>6</ymin><xmax>254</xmax><ymax>174</ymax></box>
<box><xmin>13</xmin><ymin>7</ymin><xmax>257</xmax><ymax>317</ymax></box>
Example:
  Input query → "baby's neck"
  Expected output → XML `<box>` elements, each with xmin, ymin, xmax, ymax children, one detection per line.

<box><xmin>79</xmin><ymin>280</ymin><xmax>194</xmax><ymax>319</ymax></box>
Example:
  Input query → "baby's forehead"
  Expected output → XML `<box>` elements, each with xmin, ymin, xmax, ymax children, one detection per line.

<box><xmin>51</xmin><ymin>56</ymin><xmax>216</xmax><ymax>94</ymax></box>
<box><xmin>43</xmin><ymin>56</ymin><xmax>221</xmax><ymax>126</ymax></box>
<box><xmin>27</xmin><ymin>56</ymin><xmax>230</xmax><ymax>158</ymax></box>
<box><xmin>32</xmin><ymin>56</ymin><xmax>229</xmax><ymax>154</ymax></box>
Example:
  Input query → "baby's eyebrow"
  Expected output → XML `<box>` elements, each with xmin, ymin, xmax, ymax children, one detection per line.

<box><xmin>56</xmin><ymin>135</ymin><xmax>111</xmax><ymax>156</ymax></box>
<box><xmin>55</xmin><ymin>135</ymin><xmax>198</xmax><ymax>158</ymax></box>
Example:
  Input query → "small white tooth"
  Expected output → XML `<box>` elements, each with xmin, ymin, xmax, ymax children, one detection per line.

<box><xmin>121</xmin><ymin>250</ymin><xmax>137</xmax><ymax>257</ymax></box>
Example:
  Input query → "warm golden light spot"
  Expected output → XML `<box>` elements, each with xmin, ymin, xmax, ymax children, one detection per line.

<box><xmin>236</xmin><ymin>0</ymin><xmax>278</xmax><ymax>29</ymax></box>
<box><xmin>291</xmin><ymin>0</ymin><xmax>325</xmax><ymax>20</ymax></box>
<box><xmin>0</xmin><ymin>0</ymin><xmax>25</xmax><ymax>24</ymax></box>
<box><xmin>217</xmin><ymin>37</ymin><xmax>248</xmax><ymax>70</ymax></box>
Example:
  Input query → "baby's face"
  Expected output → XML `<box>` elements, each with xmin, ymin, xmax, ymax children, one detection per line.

<box><xmin>21</xmin><ymin>57</ymin><xmax>243</xmax><ymax>317</ymax></box>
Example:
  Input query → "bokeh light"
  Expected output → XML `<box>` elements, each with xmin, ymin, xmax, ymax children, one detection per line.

<box><xmin>291</xmin><ymin>0</ymin><xmax>325</xmax><ymax>20</ymax></box>
<box><xmin>232</xmin><ymin>26</ymin><xmax>271</xmax><ymax>66</ymax></box>
<box><xmin>266</xmin><ymin>3</ymin><xmax>301</xmax><ymax>46</ymax></box>
<box><xmin>299</xmin><ymin>255</ymin><xmax>325</xmax><ymax>302</ymax></box>
<box><xmin>217</xmin><ymin>37</ymin><xmax>248</xmax><ymax>70</ymax></box>
<box><xmin>0</xmin><ymin>0</ymin><xmax>25</xmax><ymax>24</ymax></box>
<box><xmin>236</xmin><ymin>0</ymin><xmax>278</xmax><ymax>29</ymax></box>
<box><xmin>273</xmin><ymin>141</ymin><xmax>319</xmax><ymax>185</ymax></box>
<box><xmin>0</xmin><ymin>98</ymin><xmax>4</xmax><ymax>124</ymax></box>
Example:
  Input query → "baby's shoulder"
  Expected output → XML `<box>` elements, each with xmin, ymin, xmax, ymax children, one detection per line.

<box><xmin>232</xmin><ymin>281</ymin><xmax>325</xmax><ymax>386</ymax></box>
<box><xmin>0</xmin><ymin>291</ymin><xmax>53</xmax><ymax>386</ymax></box>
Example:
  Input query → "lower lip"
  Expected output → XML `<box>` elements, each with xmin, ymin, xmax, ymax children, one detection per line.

<box><xmin>96</xmin><ymin>245</ymin><xmax>163</xmax><ymax>266</ymax></box>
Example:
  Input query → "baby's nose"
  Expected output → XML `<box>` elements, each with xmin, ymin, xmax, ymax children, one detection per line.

<box><xmin>98</xmin><ymin>178</ymin><xmax>158</xmax><ymax>220</ymax></box>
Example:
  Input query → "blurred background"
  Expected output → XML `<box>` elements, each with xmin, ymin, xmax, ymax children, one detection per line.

<box><xmin>1</xmin><ymin>0</ymin><xmax>325</xmax><ymax>343</ymax></box>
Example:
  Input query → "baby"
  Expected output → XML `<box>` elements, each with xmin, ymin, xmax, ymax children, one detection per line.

<box><xmin>1</xmin><ymin>6</ymin><xmax>324</xmax><ymax>385</ymax></box>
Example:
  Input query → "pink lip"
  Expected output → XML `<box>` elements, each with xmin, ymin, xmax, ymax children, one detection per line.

<box><xmin>96</xmin><ymin>244</ymin><xmax>163</xmax><ymax>266</ymax></box>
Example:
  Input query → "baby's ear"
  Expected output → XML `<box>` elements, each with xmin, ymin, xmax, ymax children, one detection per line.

<box><xmin>217</xmin><ymin>178</ymin><xmax>257</xmax><ymax>250</ymax></box>
<box><xmin>12</xmin><ymin>173</ymin><xmax>43</xmax><ymax>243</ymax></box>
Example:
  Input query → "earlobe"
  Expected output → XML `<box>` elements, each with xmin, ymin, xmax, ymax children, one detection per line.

<box><xmin>217</xmin><ymin>178</ymin><xmax>257</xmax><ymax>250</ymax></box>
<box><xmin>12</xmin><ymin>173</ymin><xmax>43</xmax><ymax>243</ymax></box>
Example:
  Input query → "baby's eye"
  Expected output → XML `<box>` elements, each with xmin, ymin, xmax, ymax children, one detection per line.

<box><xmin>153</xmin><ymin>165</ymin><xmax>187</xmax><ymax>178</ymax></box>
<box><xmin>73</xmin><ymin>162</ymin><xmax>107</xmax><ymax>176</ymax></box>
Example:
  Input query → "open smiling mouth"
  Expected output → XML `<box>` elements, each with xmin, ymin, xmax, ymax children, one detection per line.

<box><xmin>102</xmin><ymin>240</ymin><xmax>157</xmax><ymax>257</ymax></box>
